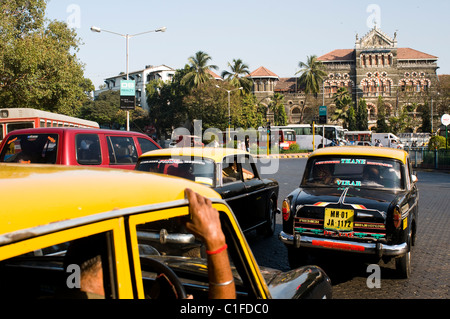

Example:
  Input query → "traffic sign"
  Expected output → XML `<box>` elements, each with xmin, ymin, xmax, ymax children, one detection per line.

<box><xmin>441</xmin><ymin>114</ymin><xmax>450</xmax><ymax>126</ymax></box>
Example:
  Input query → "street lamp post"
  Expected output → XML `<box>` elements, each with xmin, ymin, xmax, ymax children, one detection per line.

<box><xmin>90</xmin><ymin>26</ymin><xmax>166</xmax><ymax>131</ymax></box>
<box><xmin>216</xmin><ymin>85</ymin><xmax>243</xmax><ymax>142</ymax></box>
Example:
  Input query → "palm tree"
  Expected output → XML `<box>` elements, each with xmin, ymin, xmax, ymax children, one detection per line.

<box><xmin>181</xmin><ymin>51</ymin><xmax>218</xmax><ymax>89</ymax></box>
<box><xmin>331</xmin><ymin>87</ymin><xmax>353</xmax><ymax>127</ymax></box>
<box><xmin>269</xmin><ymin>93</ymin><xmax>287</xmax><ymax>126</ymax></box>
<box><xmin>295</xmin><ymin>55</ymin><xmax>327</xmax><ymax>122</ymax></box>
<box><xmin>221</xmin><ymin>58</ymin><xmax>252</xmax><ymax>93</ymax></box>
<box><xmin>296</xmin><ymin>55</ymin><xmax>327</xmax><ymax>95</ymax></box>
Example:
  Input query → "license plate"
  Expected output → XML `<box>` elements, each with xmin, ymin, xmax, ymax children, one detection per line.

<box><xmin>324</xmin><ymin>208</ymin><xmax>354</xmax><ymax>231</ymax></box>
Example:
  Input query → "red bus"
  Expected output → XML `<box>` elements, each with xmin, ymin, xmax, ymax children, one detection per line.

<box><xmin>0</xmin><ymin>108</ymin><xmax>99</xmax><ymax>141</ymax></box>
<box><xmin>259</xmin><ymin>128</ymin><xmax>297</xmax><ymax>150</ymax></box>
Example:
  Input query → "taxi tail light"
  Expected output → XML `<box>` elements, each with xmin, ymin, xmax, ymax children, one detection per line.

<box><xmin>393</xmin><ymin>206</ymin><xmax>402</xmax><ymax>229</ymax></box>
<box><xmin>282</xmin><ymin>200</ymin><xmax>290</xmax><ymax>221</ymax></box>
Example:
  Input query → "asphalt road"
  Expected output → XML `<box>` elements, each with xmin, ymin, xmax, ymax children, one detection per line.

<box><xmin>250</xmin><ymin>158</ymin><xmax>450</xmax><ymax>299</ymax></box>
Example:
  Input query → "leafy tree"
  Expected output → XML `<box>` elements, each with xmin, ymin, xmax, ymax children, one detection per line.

<box><xmin>146</xmin><ymin>68</ymin><xmax>190</xmax><ymax>139</ymax></box>
<box><xmin>331</xmin><ymin>87</ymin><xmax>353</xmax><ymax>128</ymax></box>
<box><xmin>375</xmin><ymin>96</ymin><xmax>389</xmax><ymax>132</ymax></box>
<box><xmin>181</xmin><ymin>51</ymin><xmax>218</xmax><ymax>90</ymax></box>
<box><xmin>356</xmin><ymin>98</ymin><xmax>369</xmax><ymax>130</ymax></box>
<box><xmin>347</xmin><ymin>105</ymin><xmax>357</xmax><ymax>131</ymax></box>
<box><xmin>418</xmin><ymin>103</ymin><xmax>431</xmax><ymax>133</ymax></box>
<box><xmin>0</xmin><ymin>0</ymin><xmax>93</xmax><ymax>115</ymax></box>
<box><xmin>232</xmin><ymin>93</ymin><xmax>266</xmax><ymax>129</ymax></box>
<box><xmin>269</xmin><ymin>93</ymin><xmax>287</xmax><ymax>126</ymax></box>
<box><xmin>221</xmin><ymin>58</ymin><xmax>252</xmax><ymax>93</ymax></box>
<box><xmin>388</xmin><ymin>105</ymin><xmax>409</xmax><ymax>135</ymax></box>
<box><xmin>80</xmin><ymin>90</ymin><xmax>148</xmax><ymax>130</ymax></box>
<box><xmin>295</xmin><ymin>55</ymin><xmax>327</xmax><ymax>122</ymax></box>
<box><xmin>183</xmin><ymin>81</ymin><xmax>229</xmax><ymax>131</ymax></box>
<box><xmin>428</xmin><ymin>135</ymin><xmax>447</xmax><ymax>150</ymax></box>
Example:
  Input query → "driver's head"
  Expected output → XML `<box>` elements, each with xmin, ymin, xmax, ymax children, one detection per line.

<box><xmin>64</xmin><ymin>234</ymin><xmax>107</xmax><ymax>297</ymax></box>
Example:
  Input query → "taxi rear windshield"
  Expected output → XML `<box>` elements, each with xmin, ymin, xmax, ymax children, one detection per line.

<box><xmin>136</xmin><ymin>156</ymin><xmax>215</xmax><ymax>186</ymax></box>
<box><xmin>0</xmin><ymin>134</ymin><xmax>59</xmax><ymax>164</ymax></box>
<box><xmin>302</xmin><ymin>156</ymin><xmax>403</xmax><ymax>190</ymax></box>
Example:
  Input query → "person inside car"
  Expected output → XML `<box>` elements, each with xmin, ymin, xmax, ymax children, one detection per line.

<box><xmin>63</xmin><ymin>188</ymin><xmax>236</xmax><ymax>299</ymax></box>
<box><xmin>312</xmin><ymin>164</ymin><xmax>334</xmax><ymax>185</ymax></box>
<box><xmin>363</xmin><ymin>165</ymin><xmax>381</xmax><ymax>186</ymax></box>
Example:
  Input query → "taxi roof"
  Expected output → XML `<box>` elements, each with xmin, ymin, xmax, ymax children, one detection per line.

<box><xmin>0</xmin><ymin>164</ymin><xmax>221</xmax><ymax>240</ymax></box>
<box><xmin>309</xmin><ymin>146</ymin><xmax>409</xmax><ymax>163</ymax></box>
<box><xmin>140</xmin><ymin>147</ymin><xmax>249</xmax><ymax>163</ymax></box>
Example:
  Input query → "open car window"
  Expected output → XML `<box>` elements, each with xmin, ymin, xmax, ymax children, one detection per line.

<box><xmin>130</xmin><ymin>206</ymin><xmax>263</xmax><ymax>299</ymax></box>
<box><xmin>0</xmin><ymin>231</ymin><xmax>116</xmax><ymax>299</ymax></box>
<box><xmin>302</xmin><ymin>156</ymin><xmax>404</xmax><ymax>190</ymax></box>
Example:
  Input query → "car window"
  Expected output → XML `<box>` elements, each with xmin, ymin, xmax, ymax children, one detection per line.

<box><xmin>0</xmin><ymin>133</ymin><xmax>59</xmax><ymax>164</ymax></box>
<box><xmin>107</xmin><ymin>136</ymin><xmax>138</xmax><ymax>164</ymax></box>
<box><xmin>130</xmin><ymin>212</ymin><xmax>250</xmax><ymax>299</ymax></box>
<box><xmin>0</xmin><ymin>231</ymin><xmax>116</xmax><ymax>300</ymax></box>
<box><xmin>241</xmin><ymin>156</ymin><xmax>256</xmax><ymax>181</ymax></box>
<box><xmin>136</xmin><ymin>156</ymin><xmax>215</xmax><ymax>186</ymax></box>
<box><xmin>302</xmin><ymin>156</ymin><xmax>404</xmax><ymax>189</ymax></box>
<box><xmin>76</xmin><ymin>134</ymin><xmax>102</xmax><ymax>165</ymax></box>
<box><xmin>222</xmin><ymin>156</ymin><xmax>243</xmax><ymax>184</ymax></box>
<box><xmin>137</xmin><ymin>137</ymin><xmax>159</xmax><ymax>154</ymax></box>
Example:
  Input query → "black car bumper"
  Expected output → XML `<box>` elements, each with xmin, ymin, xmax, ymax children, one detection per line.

<box><xmin>279</xmin><ymin>231</ymin><xmax>408</xmax><ymax>257</ymax></box>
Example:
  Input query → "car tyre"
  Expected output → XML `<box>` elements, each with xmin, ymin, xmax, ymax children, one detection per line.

<box><xmin>258</xmin><ymin>197</ymin><xmax>276</xmax><ymax>237</ymax></box>
<box><xmin>395</xmin><ymin>250</ymin><xmax>411</xmax><ymax>279</ymax></box>
<box><xmin>395</xmin><ymin>231</ymin><xmax>412</xmax><ymax>279</ymax></box>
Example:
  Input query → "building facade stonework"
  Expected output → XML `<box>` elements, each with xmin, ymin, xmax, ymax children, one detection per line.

<box><xmin>251</xmin><ymin>26</ymin><xmax>438</xmax><ymax>131</ymax></box>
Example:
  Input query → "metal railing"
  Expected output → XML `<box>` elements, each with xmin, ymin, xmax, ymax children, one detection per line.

<box><xmin>407</xmin><ymin>148</ymin><xmax>450</xmax><ymax>170</ymax></box>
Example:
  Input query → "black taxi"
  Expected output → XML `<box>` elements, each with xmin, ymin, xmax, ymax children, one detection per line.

<box><xmin>279</xmin><ymin>146</ymin><xmax>419</xmax><ymax>278</ymax></box>
<box><xmin>136</xmin><ymin>147</ymin><xmax>279</xmax><ymax>236</ymax></box>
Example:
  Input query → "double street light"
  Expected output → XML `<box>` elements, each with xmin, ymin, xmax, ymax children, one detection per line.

<box><xmin>90</xmin><ymin>25</ymin><xmax>166</xmax><ymax>131</ymax></box>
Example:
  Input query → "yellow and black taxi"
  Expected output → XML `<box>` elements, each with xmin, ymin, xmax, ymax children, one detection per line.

<box><xmin>0</xmin><ymin>164</ymin><xmax>331</xmax><ymax>299</ymax></box>
<box><xmin>279</xmin><ymin>146</ymin><xmax>419</xmax><ymax>279</ymax></box>
<box><xmin>135</xmin><ymin>148</ymin><xmax>279</xmax><ymax>236</ymax></box>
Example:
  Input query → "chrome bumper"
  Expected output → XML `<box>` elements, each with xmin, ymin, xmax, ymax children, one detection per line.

<box><xmin>279</xmin><ymin>231</ymin><xmax>408</xmax><ymax>257</ymax></box>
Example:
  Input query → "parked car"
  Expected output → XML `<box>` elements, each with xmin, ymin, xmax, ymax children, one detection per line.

<box><xmin>0</xmin><ymin>127</ymin><xmax>160</xmax><ymax>169</ymax></box>
<box><xmin>0</xmin><ymin>164</ymin><xmax>332</xmax><ymax>299</ymax></box>
<box><xmin>135</xmin><ymin>148</ymin><xmax>279</xmax><ymax>235</ymax></box>
<box><xmin>279</xmin><ymin>146</ymin><xmax>419</xmax><ymax>278</ymax></box>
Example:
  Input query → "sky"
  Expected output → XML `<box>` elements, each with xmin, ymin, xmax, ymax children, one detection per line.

<box><xmin>45</xmin><ymin>0</ymin><xmax>450</xmax><ymax>90</ymax></box>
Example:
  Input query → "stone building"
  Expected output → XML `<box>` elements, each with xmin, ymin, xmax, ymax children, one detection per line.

<box><xmin>249</xmin><ymin>26</ymin><xmax>439</xmax><ymax>131</ymax></box>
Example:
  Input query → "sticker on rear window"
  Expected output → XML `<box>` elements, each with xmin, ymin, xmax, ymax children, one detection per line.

<box><xmin>340</xmin><ymin>159</ymin><xmax>367</xmax><ymax>165</ymax></box>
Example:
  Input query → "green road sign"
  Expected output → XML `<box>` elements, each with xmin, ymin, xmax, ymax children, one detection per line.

<box><xmin>120</xmin><ymin>80</ymin><xmax>136</xmax><ymax>96</ymax></box>
<box><xmin>319</xmin><ymin>105</ymin><xmax>327</xmax><ymax>116</ymax></box>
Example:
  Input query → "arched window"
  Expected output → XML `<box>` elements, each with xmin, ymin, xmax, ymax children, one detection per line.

<box><xmin>367</xmin><ymin>103</ymin><xmax>377</xmax><ymax>121</ymax></box>
<box><xmin>291</xmin><ymin>107</ymin><xmax>301</xmax><ymax>123</ymax></box>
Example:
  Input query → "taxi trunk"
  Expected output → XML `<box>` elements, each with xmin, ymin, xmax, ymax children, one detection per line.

<box><xmin>291</xmin><ymin>187</ymin><xmax>398</xmax><ymax>245</ymax></box>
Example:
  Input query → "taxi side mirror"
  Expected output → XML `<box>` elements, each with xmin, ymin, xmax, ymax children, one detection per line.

<box><xmin>411</xmin><ymin>174</ymin><xmax>418</xmax><ymax>183</ymax></box>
